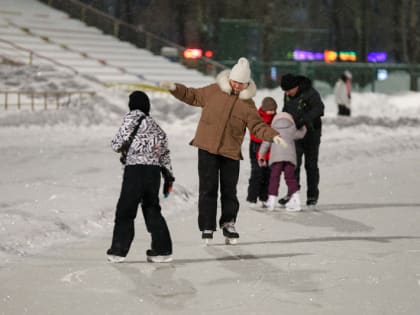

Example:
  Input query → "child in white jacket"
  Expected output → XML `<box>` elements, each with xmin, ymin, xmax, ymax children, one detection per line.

<box><xmin>334</xmin><ymin>70</ymin><xmax>352</xmax><ymax>116</ymax></box>
<box><xmin>258</xmin><ymin>112</ymin><xmax>306</xmax><ymax>211</ymax></box>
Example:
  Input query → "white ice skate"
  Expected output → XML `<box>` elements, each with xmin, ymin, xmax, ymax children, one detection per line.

<box><xmin>202</xmin><ymin>230</ymin><xmax>213</xmax><ymax>246</ymax></box>
<box><xmin>222</xmin><ymin>222</ymin><xmax>239</xmax><ymax>245</ymax></box>
<box><xmin>262</xmin><ymin>195</ymin><xmax>277</xmax><ymax>211</ymax></box>
<box><xmin>285</xmin><ymin>192</ymin><xmax>302</xmax><ymax>212</ymax></box>
<box><xmin>107</xmin><ymin>254</ymin><xmax>126</xmax><ymax>263</ymax></box>
<box><xmin>146</xmin><ymin>249</ymin><xmax>173</xmax><ymax>263</ymax></box>
<box><xmin>225</xmin><ymin>237</ymin><xmax>238</xmax><ymax>245</ymax></box>
<box><xmin>306</xmin><ymin>198</ymin><xmax>318</xmax><ymax>210</ymax></box>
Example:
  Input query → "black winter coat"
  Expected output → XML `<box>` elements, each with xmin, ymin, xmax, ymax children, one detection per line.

<box><xmin>282</xmin><ymin>76</ymin><xmax>324</xmax><ymax>133</ymax></box>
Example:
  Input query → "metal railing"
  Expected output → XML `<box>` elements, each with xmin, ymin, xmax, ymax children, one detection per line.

<box><xmin>1</xmin><ymin>90</ymin><xmax>96</xmax><ymax>110</ymax></box>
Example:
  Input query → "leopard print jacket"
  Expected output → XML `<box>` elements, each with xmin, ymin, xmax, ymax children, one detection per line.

<box><xmin>111</xmin><ymin>110</ymin><xmax>173</xmax><ymax>175</ymax></box>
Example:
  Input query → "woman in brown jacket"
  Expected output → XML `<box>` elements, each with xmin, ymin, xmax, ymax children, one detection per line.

<box><xmin>161</xmin><ymin>57</ymin><xmax>285</xmax><ymax>244</ymax></box>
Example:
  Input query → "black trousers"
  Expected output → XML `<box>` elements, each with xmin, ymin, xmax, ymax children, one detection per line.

<box><xmin>198</xmin><ymin>149</ymin><xmax>240</xmax><ymax>231</ymax></box>
<box><xmin>295</xmin><ymin>130</ymin><xmax>321</xmax><ymax>200</ymax></box>
<box><xmin>247</xmin><ymin>141</ymin><xmax>270</xmax><ymax>202</ymax></box>
<box><xmin>108</xmin><ymin>165</ymin><xmax>172</xmax><ymax>257</ymax></box>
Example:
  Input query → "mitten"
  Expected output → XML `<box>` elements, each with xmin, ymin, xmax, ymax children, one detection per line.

<box><xmin>161</xmin><ymin>167</ymin><xmax>175</xmax><ymax>198</ymax></box>
<box><xmin>258</xmin><ymin>159</ymin><xmax>267</xmax><ymax>168</ymax></box>
<box><xmin>163</xmin><ymin>180</ymin><xmax>173</xmax><ymax>198</ymax></box>
<box><xmin>160</xmin><ymin>81</ymin><xmax>176</xmax><ymax>91</ymax></box>
<box><xmin>273</xmin><ymin>135</ymin><xmax>288</xmax><ymax>148</ymax></box>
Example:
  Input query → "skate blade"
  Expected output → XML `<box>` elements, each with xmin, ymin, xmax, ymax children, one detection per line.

<box><xmin>286</xmin><ymin>208</ymin><xmax>302</xmax><ymax>212</ymax></box>
<box><xmin>225</xmin><ymin>237</ymin><xmax>238</xmax><ymax>245</ymax></box>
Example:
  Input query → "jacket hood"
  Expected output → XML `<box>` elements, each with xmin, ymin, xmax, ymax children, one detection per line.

<box><xmin>216</xmin><ymin>69</ymin><xmax>257</xmax><ymax>100</ymax></box>
<box><xmin>272</xmin><ymin>112</ymin><xmax>295</xmax><ymax>125</ymax></box>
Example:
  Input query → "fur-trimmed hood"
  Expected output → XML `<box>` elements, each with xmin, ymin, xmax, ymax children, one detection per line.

<box><xmin>216</xmin><ymin>69</ymin><xmax>257</xmax><ymax>100</ymax></box>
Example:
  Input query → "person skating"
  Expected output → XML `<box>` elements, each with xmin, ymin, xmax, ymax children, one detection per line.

<box><xmin>334</xmin><ymin>70</ymin><xmax>352</xmax><ymax>116</ymax></box>
<box><xmin>160</xmin><ymin>57</ymin><xmax>286</xmax><ymax>244</ymax></box>
<box><xmin>246</xmin><ymin>97</ymin><xmax>277</xmax><ymax>207</ymax></box>
<box><xmin>258</xmin><ymin>112</ymin><xmax>306</xmax><ymax>211</ymax></box>
<box><xmin>107</xmin><ymin>91</ymin><xmax>175</xmax><ymax>263</ymax></box>
<box><xmin>279</xmin><ymin>73</ymin><xmax>325</xmax><ymax>208</ymax></box>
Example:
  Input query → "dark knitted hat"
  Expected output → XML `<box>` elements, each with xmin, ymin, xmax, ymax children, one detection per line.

<box><xmin>128</xmin><ymin>91</ymin><xmax>150</xmax><ymax>115</ymax></box>
<box><xmin>261</xmin><ymin>97</ymin><xmax>277</xmax><ymax>112</ymax></box>
<box><xmin>280</xmin><ymin>73</ymin><xmax>299</xmax><ymax>91</ymax></box>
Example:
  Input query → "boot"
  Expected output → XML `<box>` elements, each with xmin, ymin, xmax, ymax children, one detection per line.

<box><xmin>263</xmin><ymin>195</ymin><xmax>277</xmax><ymax>211</ymax></box>
<box><xmin>285</xmin><ymin>192</ymin><xmax>301</xmax><ymax>212</ymax></box>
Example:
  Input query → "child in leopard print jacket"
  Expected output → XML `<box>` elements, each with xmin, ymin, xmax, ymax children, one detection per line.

<box><xmin>107</xmin><ymin>90</ymin><xmax>174</xmax><ymax>263</ymax></box>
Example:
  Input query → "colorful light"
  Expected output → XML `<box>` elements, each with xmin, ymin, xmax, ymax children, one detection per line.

<box><xmin>183</xmin><ymin>48</ymin><xmax>202</xmax><ymax>59</ymax></box>
<box><xmin>204</xmin><ymin>50</ymin><xmax>214</xmax><ymax>58</ymax></box>
<box><xmin>324</xmin><ymin>50</ymin><xmax>338</xmax><ymax>63</ymax></box>
<box><xmin>367</xmin><ymin>52</ymin><xmax>387</xmax><ymax>62</ymax></box>
<box><xmin>293</xmin><ymin>50</ymin><xmax>324</xmax><ymax>61</ymax></box>
<box><xmin>339</xmin><ymin>51</ymin><xmax>357</xmax><ymax>61</ymax></box>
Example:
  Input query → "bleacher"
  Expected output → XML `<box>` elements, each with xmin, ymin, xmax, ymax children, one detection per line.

<box><xmin>0</xmin><ymin>0</ymin><xmax>215</xmax><ymax>88</ymax></box>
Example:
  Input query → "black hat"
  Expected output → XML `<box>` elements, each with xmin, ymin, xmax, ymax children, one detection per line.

<box><xmin>280</xmin><ymin>73</ymin><xmax>299</xmax><ymax>91</ymax></box>
<box><xmin>128</xmin><ymin>91</ymin><xmax>150</xmax><ymax>115</ymax></box>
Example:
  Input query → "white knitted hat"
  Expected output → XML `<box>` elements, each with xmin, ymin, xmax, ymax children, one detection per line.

<box><xmin>229</xmin><ymin>57</ymin><xmax>251</xmax><ymax>83</ymax></box>
<box><xmin>344</xmin><ymin>70</ymin><xmax>352</xmax><ymax>79</ymax></box>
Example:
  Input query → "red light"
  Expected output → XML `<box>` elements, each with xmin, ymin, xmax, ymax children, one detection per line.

<box><xmin>183</xmin><ymin>48</ymin><xmax>202</xmax><ymax>59</ymax></box>
<box><xmin>204</xmin><ymin>50</ymin><xmax>213</xmax><ymax>58</ymax></box>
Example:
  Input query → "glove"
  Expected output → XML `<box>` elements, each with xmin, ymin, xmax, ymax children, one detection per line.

<box><xmin>295</xmin><ymin>118</ymin><xmax>305</xmax><ymax>129</ymax></box>
<box><xmin>163</xmin><ymin>180</ymin><xmax>173</xmax><ymax>198</ymax></box>
<box><xmin>257</xmin><ymin>159</ymin><xmax>267</xmax><ymax>167</ymax></box>
<box><xmin>161</xmin><ymin>167</ymin><xmax>175</xmax><ymax>198</ymax></box>
<box><xmin>273</xmin><ymin>135</ymin><xmax>288</xmax><ymax>148</ymax></box>
<box><xmin>160</xmin><ymin>81</ymin><xmax>176</xmax><ymax>91</ymax></box>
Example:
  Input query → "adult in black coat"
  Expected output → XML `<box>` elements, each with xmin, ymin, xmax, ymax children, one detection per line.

<box><xmin>279</xmin><ymin>74</ymin><xmax>325</xmax><ymax>207</ymax></box>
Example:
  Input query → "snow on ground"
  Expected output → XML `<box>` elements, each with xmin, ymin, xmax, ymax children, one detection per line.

<box><xmin>0</xmin><ymin>63</ymin><xmax>419</xmax><ymax>264</ymax></box>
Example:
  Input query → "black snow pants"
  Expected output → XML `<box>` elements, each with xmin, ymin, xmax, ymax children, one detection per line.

<box><xmin>295</xmin><ymin>129</ymin><xmax>321</xmax><ymax>201</ymax></box>
<box><xmin>108</xmin><ymin>164</ymin><xmax>172</xmax><ymax>257</ymax></box>
<box><xmin>197</xmin><ymin>149</ymin><xmax>240</xmax><ymax>231</ymax></box>
<box><xmin>246</xmin><ymin>140</ymin><xmax>270</xmax><ymax>202</ymax></box>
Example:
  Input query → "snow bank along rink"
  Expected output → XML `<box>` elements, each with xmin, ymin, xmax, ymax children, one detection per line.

<box><xmin>1</xmin><ymin>64</ymin><xmax>420</xmax><ymax>314</ymax></box>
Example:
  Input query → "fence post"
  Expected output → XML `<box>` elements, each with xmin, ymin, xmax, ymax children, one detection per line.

<box><xmin>44</xmin><ymin>92</ymin><xmax>47</xmax><ymax>110</ymax></box>
<box><xmin>56</xmin><ymin>94</ymin><xmax>60</xmax><ymax>109</ymax></box>
<box><xmin>81</xmin><ymin>7</ymin><xmax>86</xmax><ymax>22</ymax></box>
<box><xmin>17</xmin><ymin>92</ymin><xmax>21</xmax><ymax>110</ymax></box>
<box><xmin>4</xmin><ymin>92</ymin><xmax>8</xmax><ymax>110</ymax></box>
<box><xmin>146</xmin><ymin>33</ymin><xmax>152</xmax><ymax>51</ymax></box>
<box><xmin>31</xmin><ymin>93</ymin><xmax>34</xmax><ymax>111</ymax></box>
<box><xmin>371</xmin><ymin>64</ymin><xmax>376</xmax><ymax>92</ymax></box>
<box><xmin>113</xmin><ymin>21</ymin><xmax>120</xmax><ymax>37</ymax></box>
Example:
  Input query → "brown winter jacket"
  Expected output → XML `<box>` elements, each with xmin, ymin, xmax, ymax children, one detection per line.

<box><xmin>170</xmin><ymin>70</ymin><xmax>279</xmax><ymax>160</ymax></box>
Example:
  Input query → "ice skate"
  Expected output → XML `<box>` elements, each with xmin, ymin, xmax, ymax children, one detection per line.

<box><xmin>285</xmin><ymin>192</ymin><xmax>302</xmax><ymax>212</ymax></box>
<box><xmin>306</xmin><ymin>197</ymin><xmax>318</xmax><ymax>210</ymax></box>
<box><xmin>146</xmin><ymin>249</ymin><xmax>173</xmax><ymax>263</ymax></box>
<box><xmin>262</xmin><ymin>195</ymin><xmax>277</xmax><ymax>211</ymax></box>
<box><xmin>201</xmin><ymin>230</ymin><xmax>213</xmax><ymax>245</ymax></box>
<box><xmin>278</xmin><ymin>194</ymin><xmax>290</xmax><ymax>208</ymax></box>
<box><xmin>222</xmin><ymin>221</ymin><xmax>239</xmax><ymax>245</ymax></box>
<box><xmin>107</xmin><ymin>254</ymin><xmax>125</xmax><ymax>263</ymax></box>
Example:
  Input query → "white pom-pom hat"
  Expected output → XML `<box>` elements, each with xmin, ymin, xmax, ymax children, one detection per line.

<box><xmin>229</xmin><ymin>57</ymin><xmax>251</xmax><ymax>83</ymax></box>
